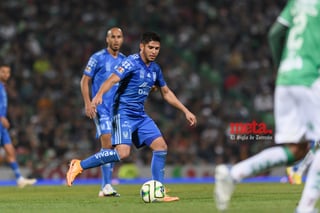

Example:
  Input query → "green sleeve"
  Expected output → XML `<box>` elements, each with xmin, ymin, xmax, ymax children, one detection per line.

<box><xmin>267</xmin><ymin>21</ymin><xmax>288</xmax><ymax>68</ymax></box>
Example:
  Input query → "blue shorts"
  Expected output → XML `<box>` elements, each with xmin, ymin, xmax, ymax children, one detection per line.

<box><xmin>112</xmin><ymin>113</ymin><xmax>162</xmax><ymax>148</ymax></box>
<box><xmin>0</xmin><ymin>127</ymin><xmax>11</xmax><ymax>146</ymax></box>
<box><xmin>94</xmin><ymin>114</ymin><xmax>112</xmax><ymax>139</ymax></box>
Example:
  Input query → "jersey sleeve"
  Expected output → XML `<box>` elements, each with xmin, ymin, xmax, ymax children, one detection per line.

<box><xmin>154</xmin><ymin>66</ymin><xmax>167</xmax><ymax>87</ymax></box>
<box><xmin>83</xmin><ymin>54</ymin><xmax>98</xmax><ymax>77</ymax></box>
<box><xmin>0</xmin><ymin>85</ymin><xmax>6</xmax><ymax>116</ymax></box>
<box><xmin>268</xmin><ymin>21</ymin><xmax>288</xmax><ymax>67</ymax></box>
<box><xmin>113</xmin><ymin>56</ymin><xmax>135</xmax><ymax>80</ymax></box>
<box><xmin>277</xmin><ymin>0</ymin><xmax>294</xmax><ymax>27</ymax></box>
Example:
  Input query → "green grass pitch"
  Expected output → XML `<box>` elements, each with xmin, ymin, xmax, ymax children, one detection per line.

<box><xmin>0</xmin><ymin>183</ymin><xmax>315</xmax><ymax>213</ymax></box>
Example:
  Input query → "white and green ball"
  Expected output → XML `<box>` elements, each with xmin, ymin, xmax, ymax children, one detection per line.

<box><xmin>140</xmin><ymin>180</ymin><xmax>165</xmax><ymax>203</ymax></box>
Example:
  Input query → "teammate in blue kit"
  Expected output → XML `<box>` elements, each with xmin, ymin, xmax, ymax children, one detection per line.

<box><xmin>0</xmin><ymin>63</ymin><xmax>37</xmax><ymax>188</ymax></box>
<box><xmin>67</xmin><ymin>31</ymin><xmax>197</xmax><ymax>202</ymax></box>
<box><xmin>80</xmin><ymin>27</ymin><xmax>125</xmax><ymax>197</ymax></box>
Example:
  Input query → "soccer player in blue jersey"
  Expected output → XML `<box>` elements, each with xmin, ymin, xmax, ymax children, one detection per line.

<box><xmin>0</xmin><ymin>63</ymin><xmax>37</xmax><ymax>188</ymax></box>
<box><xmin>80</xmin><ymin>27</ymin><xmax>125</xmax><ymax>197</ymax></box>
<box><xmin>67</xmin><ymin>31</ymin><xmax>197</xmax><ymax>202</ymax></box>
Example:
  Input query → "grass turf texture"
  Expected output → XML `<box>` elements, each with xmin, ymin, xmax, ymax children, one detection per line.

<box><xmin>0</xmin><ymin>183</ymin><xmax>314</xmax><ymax>213</ymax></box>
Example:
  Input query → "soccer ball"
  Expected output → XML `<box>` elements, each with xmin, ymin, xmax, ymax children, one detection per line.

<box><xmin>140</xmin><ymin>180</ymin><xmax>165</xmax><ymax>203</ymax></box>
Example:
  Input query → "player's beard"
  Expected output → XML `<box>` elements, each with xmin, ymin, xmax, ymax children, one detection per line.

<box><xmin>111</xmin><ymin>42</ymin><xmax>121</xmax><ymax>51</ymax></box>
<box><xmin>148</xmin><ymin>54</ymin><xmax>156</xmax><ymax>62</ymax></box>
<box><xmin>144</xmin><ymin>50</ymin><xmax>156</xmax><ymax>62</ymax></box>
<box><xmin>111</xmin><ymin>46</ymin><xmax>119</xmax><ymax>52</ymax></box>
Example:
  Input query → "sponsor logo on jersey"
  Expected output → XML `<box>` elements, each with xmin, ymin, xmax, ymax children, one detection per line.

<box><xmin>139</xmin><ymin>82</ymin><xmax>149</xmax><ymax>87</ymax></box>
<box><xmin>123</xmin><ymin>131</ymin><xmax>129</xmax><ymax>139</ymax></box>
<box><xmin>85</xmin><ymin>66</ymin><xmax>91</xmax><ymax>73</ymax></box>
<box><xmin>117</xmin><ymin>66</ymin><xmax>124</xmax><ymax>73</ymax></box>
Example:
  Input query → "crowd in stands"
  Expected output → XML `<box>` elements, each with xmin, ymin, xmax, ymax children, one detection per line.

<box><xmin>0</xmin><ymin>0</ymin><xmax>285</xmax><ymax>179</ymax></box>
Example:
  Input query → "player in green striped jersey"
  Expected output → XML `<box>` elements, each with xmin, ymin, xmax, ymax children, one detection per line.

<box><xmin>215</xmin><ymin>1</ymin><xmax>320</xmax><ymax>212</ymax></box>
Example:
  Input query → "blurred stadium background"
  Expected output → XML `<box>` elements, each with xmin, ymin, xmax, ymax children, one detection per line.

<box><xmin>0</xmin><ymin>0</ymin><xmax>287</xmax><ymax>182</ymax></box>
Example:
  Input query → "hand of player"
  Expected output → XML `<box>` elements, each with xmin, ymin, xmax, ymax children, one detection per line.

<box><xmin>150</xmin><ymin>85</ymin><xmax>158</xmax><ymax>92</ymax></box>
<box><xmin>0</xmin><ymin>117</ymin><xmax>10</xmax><ymax>129</ymax></box>
<box><xmin>85</xmin><ymin>104</ymin><xmax>96</xmax><ymax>119</ymax></box>
<box><xmin>185</xmin><ymin>111</ymin><xmax>197</xmax><ymax>127</ymax></box>
<box><xmin>91</xmin><ymin>94</ymin><xmax>102</xmax><ymax>110</ymax></box>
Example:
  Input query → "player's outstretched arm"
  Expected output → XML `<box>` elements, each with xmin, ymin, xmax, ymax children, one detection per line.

<box><xmin>159</xmin><ymin>85</ymin><xmax>197</xmax><ymax>127</ymax></box>
<box><xmin>92</xmin><ymin>73</ymin><xmax>120</xmax><ymax>107</ymax></box>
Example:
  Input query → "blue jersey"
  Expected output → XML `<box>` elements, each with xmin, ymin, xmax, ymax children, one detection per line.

<box><xmin>0</xmin><ymin>82</ymin><xmax>7</xmax><ymax>119</ymax></box>
<box><xmin>112</xmin><ymin>53</ymin><xmax>167</xmax><ymax>116</ymax></box>
<box><xmin>0</xmin><ymin>82</ymin><xmax>10</xmax><ymax>145</ymax></box>
<box><xmin>83</xmin><ymin>49</ymin><xmax>126</xmax><ymax>114</ymax></box>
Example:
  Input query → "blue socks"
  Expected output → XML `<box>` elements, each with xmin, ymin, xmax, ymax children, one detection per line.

<box><xmin>151</xmin><ymin>151</ymin><xmax>167</xmax><ymax>183</ymax></box>
<box><xmin>101</xmin><ymin>163</ymin><xmax>114</xmax><ymax>188</ymax></box>
<box><xmin>9</xmin><ymin>162</ymin><xmax>21</xmax><ymax>179</ymax></box>
<box><xmin>81</xmin><ymin>149</ymin><xmax>120</xmax><ymax>169</ymax></box>
<box><xmin>80</xmin><ymin>149</ymin><xmax>167</xmax><ymax>184</ymax></box>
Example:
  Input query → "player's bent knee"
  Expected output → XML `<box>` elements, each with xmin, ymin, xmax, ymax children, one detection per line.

<box><xmin>288</xmin><ymin>142</ymin><xmax>309</xmax><ymax>160</ymax></box>
<box><xmin>149</xmin><ymin>137</ymin><xmax>168</xmax><ymax>151</ymax></box>
<box><xmin>115</xmin><ymin>146</ymin><xmax>131</xmax><ymax>159</ymax></box>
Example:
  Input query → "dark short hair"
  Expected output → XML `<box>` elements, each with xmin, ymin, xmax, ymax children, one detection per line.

<box><xmin>140</xmin><ymin>32</ymin><xmax>161</xmax><ymax>44</ymax></box>
<box><xmin>0</xmin><ymin>61</ymin><xmax>10</xmax><ymax>68</ymax></box>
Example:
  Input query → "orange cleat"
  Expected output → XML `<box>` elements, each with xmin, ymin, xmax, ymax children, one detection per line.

<box><xmin>161</xmin><ymin>196</ymin><xmax>180</xmax><ymax>202</ymax></box>
<box><xmin>66</xmin><ymin>159</ymin><xmax>83</xmax><ymax>187</ymax></box>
